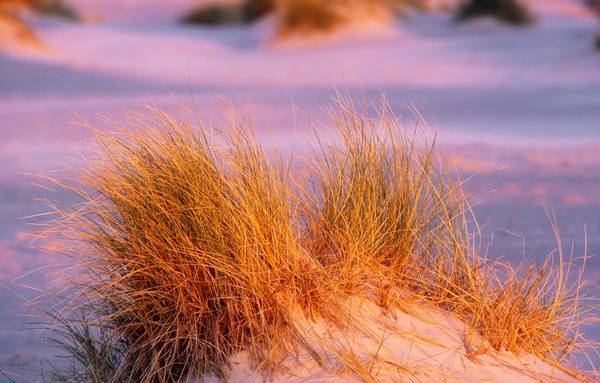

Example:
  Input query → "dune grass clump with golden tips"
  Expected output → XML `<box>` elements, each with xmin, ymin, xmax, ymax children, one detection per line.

<box><xmin>46</xmin><ymin>111</ymin><xmax>329</xmax><ymax>382</ymax></box>
<box><xmin>303</xmin><ymin>99</ymin><xmax>592</xmax><ymax>367</ymax></box>
<box><xmin>45</xmin><ymin>99</ymin><xmax>596</xmax><ymax>382</ymax></box>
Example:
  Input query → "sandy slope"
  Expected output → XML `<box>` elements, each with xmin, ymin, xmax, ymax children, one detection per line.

<box><xmin>197</xmin><ymin>299</ymin><xmax>580</xmax><ymax>382</ymax></box>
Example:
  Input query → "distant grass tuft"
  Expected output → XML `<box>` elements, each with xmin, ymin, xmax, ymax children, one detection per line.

<box><xmin>31</xmin><ymin>0</ymin><xmax>78</xmax><ymax>20</ymax></box>
<box><xmin>181</xmin><ymin>0</ymin><xmax>427</xmax><ymax>33</ymax></box>
<box><xmin>276</xmin><ymin>0</ymin><xmax>427</xmax><ymax>36</ymax></box>
<box><xmin>44</xmin><ymin>99</ymin><xmax>595</xmax><ymax>382</ymax></box>
<box><xmin>181</xmin><ymin>0</ymin><xmax>275</xmax><ymax>26</ymax></box>
<box><xmin>180</xmin><ymin>2</ymin><xmax>244</xmax><ymax>25</ymax></box>
<box><xmin>276</xmin><ymin>0</ymin><xmax>344</xmax><ymax>35</ymax></box>
<box><xmin>456</xmin><ymin>0</ymin><xmax>534</xmax><ymax>25</ymax></box>
<box><xmin>0</xmin><ymin>0</ymin><xmax>77</xmax><ymax>47</ymax></box>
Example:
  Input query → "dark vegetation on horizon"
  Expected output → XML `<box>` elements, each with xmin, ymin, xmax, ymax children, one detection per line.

<box><xmin>0</xmin><ymin>0</ymin><xmax>78</xmax><ymax>21</ymax></box>
<box><xmin>29</xmin><ymin>0</ymin><xmax>77</xmax><ymax>19</ymax></box>
<box><xmin>181</xmin><ymin>0</ymin><xmax>535</xmax><ymax>30</ymax></box>
<box><xmin>40</xmin><ymin>99</ymin><xmax>595</xmax><ymax>382</ymax></box>
<box><xmin>178</xmin><ymin>0</ymin><xmax>600</xmax><ymax>45</ymax></box>
<box><xmin>181</xmin><ymin>0</ymin><xmax>274</xmax><ymax>25</ymax></box>
<box><xmin>181</xmin><ymin>0</ymin><xmax>428</xmax><ymax>34</ymax></box>
<box><xmin>455</xmin><ymin>0</ymin><xmax>533</xmax><ymax>25</ymax></box>
<box><xmin>588</xmin><ymin>0</ymin><xmax>600</xmax><ymax>48</ymax></box>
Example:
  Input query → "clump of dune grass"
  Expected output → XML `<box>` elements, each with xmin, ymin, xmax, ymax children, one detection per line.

<box><xmin>45</xmin><ymin>111</ymin><xmax>330</xmax><ymax>382</ymax></box>
<box><xmin>456</xmin><ymin>0</ymin><xmax>534</xmax><ymax>25</ymax></box>
<box><xmin>303</xmin><ymin>98</ymin><xmax>593</xmax><ymax>366</ymax></box>
<box><xmin>302</xmin><ymin>100</ymin><xmax>465</xmax><ymax>290</ymax></box>
<box><xmin>44</xmin><ymin>99</ymin><xmax>595</xmax><ymax>382</ymax></box>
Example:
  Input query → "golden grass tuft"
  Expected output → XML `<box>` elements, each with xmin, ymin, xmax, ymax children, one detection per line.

<box><xmin>47</xmin><ymin>111</ymin><xmax>329</xmax><ymax>382</ymax></box>
<box><xmin>302</xmin><ymin>98</ymin><xmax>592</xmax><ymax>367</ymax></box>
<box><xmin>275</xmin><ymin>0</ymin><xmax>426</xmax><ymax>36</ymax></box>
<box><xmin>45</xmin><ymin>99</ymin><xmax>596</xmax><ymax>382</ymax></box>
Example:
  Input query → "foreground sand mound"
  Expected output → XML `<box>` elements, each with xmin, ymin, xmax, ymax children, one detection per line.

<box><xmin>199</xmin><ymin>298</ymin><xmax>581</xmax><ymax>383</ymax></box>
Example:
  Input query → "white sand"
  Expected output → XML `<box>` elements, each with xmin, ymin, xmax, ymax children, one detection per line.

<box><xmin>197</xmin><ymin>298</ymin><xmax>580</xmax><ymax>382</ymax></box>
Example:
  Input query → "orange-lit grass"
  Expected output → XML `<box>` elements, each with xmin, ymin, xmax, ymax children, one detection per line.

<box><xmin>46</xmin><ymin>99</ymin><xmax>596</xmax><ymax>382</ymax></box>
<box><xmin>275</xmin><ymin>0</ymin><xmax>426</xmax><ymax>36</ymax></box>
<box><xmin>179</xmin><ymin>0</ymin><xmax>426</xmax><ymax>35</ymax></box>
<box><xmin>303</xmin><ymin>97</ymin><xmax>595</xmax><ymax>374</ymax></box>
<box><xmin>47</xmin><ymin>110</ymin><xmax>330</xmax><ymax>382</ymax></box>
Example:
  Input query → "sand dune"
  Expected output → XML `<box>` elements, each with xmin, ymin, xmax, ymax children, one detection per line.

<box><xmin>199</xmin><ymin>298</ymin><xmax>581</xmax><ymax>382</ymax></box>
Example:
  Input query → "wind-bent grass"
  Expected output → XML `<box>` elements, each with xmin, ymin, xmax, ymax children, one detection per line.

<box><xmin>44</xmin><ymin>99</ymin><xmax>596</xmax><ymax>382</ymax></box>
<box><xmin>303</xmin><ymin>98</ymin><xmax>592</xmax><ymax>367</ymax></box>
<box><xmin>302</xmin><ymin>100</ymin><xmax>469</xmax><ymax>292</ymax></box>
<box><xmin>46</xmin><ymin>111</ymin><xmax>329</xmax><ymax>382</ymax></box>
